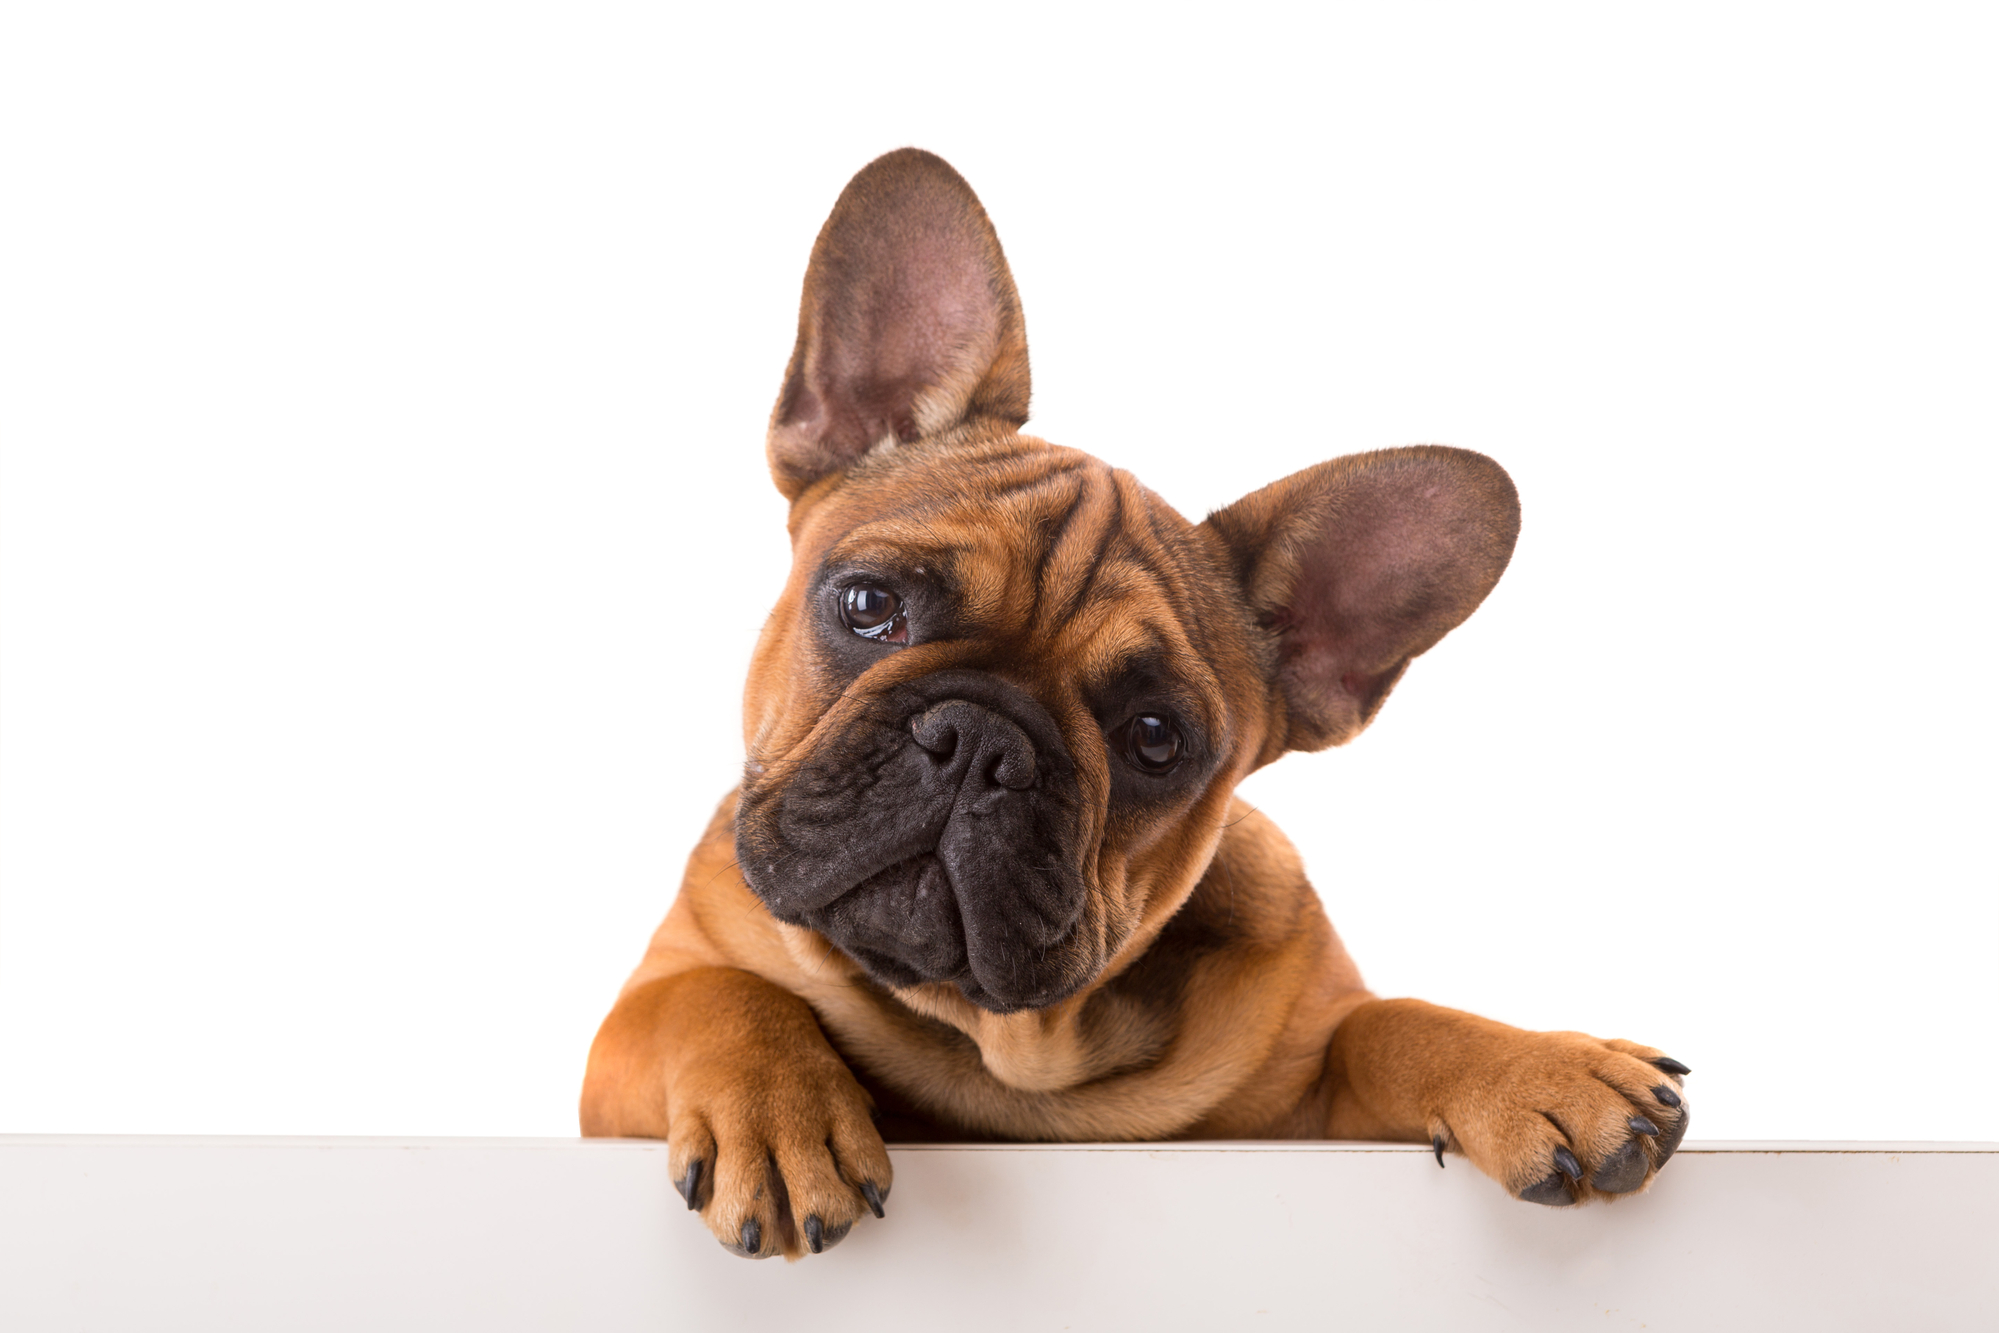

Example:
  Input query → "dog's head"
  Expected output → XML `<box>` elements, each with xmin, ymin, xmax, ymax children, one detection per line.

<box><xmin>735</xmin><ymin>150</ymin><xmax>1518</xmax><ymax>1017</ymax></box>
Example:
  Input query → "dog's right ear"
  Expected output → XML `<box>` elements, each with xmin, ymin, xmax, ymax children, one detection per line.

<box><xmin>766</xmin><ymin>149</ymin><xmax>1031</xmax><ymax>501</ymax></box>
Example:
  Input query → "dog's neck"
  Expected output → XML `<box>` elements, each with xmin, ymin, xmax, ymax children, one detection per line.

<box><xmin>895</xmin><ymin>989</ymin><xmax>1114</xmax><ymax>1093</ymax></box>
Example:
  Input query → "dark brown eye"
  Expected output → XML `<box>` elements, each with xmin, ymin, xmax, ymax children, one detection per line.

<box><xmin>840</xmin><ymin>586</ymin><xmax>904</xmax><ymax>640</ymax></box>
<box><xmin>1124</xmin><ymin>714</ymin><xmax>1183</xmax><ymax>773</ymax></box>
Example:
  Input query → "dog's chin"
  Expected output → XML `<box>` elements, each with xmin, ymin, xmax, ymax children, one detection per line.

<box><xmin>945</xmin><ymin>972</ymin><xmax>1086</xmax><ymax>1016</ymax></box>
<box><xmin>758</xmin><ymin>852</ymin><xmax>1087</xmax><ymax>1015</ymax></box>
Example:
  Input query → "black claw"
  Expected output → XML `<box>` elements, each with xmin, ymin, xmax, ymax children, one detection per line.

<box><xmin>1651</xmin><ymin>1057</ymin><xmax>1692</xmax><ymax>1077</ymax></box>
<box><xmin>1652</xmin><ymin>1084</ymin><xmax>1682</xmax><ymax>1109</ymax></box>
<box><xmin>1656</xmin><ymin>1104</ymin><xmax>1691</xmax><ymax>1166</ymax></box>
<box><xmin>861</xmin><ymin>1180</ymin><xmax>887</xmax><ymax>1219</ymax></box>
<box><xmin>1553</xmin><ymin>1145</ymin><xmax>1583</xmax><ymax>1180</ymax></box>
<box><xmin>675</xmin><ymin>1158</ymin><xmax>704</xmax><ymax>1212</ymax></box>
<box><xmin>739</xmin><ymin>1217</ymin><xmax>761</xmax><ymax>1256</ymax></box>
<box><xmin>1629</xmin><ymin>1115</ymin><xmax>1660</xmax><ymax>1137</ymax></box>
<box><xmin>1433</xmin><ymin>1135</ymin><xmax>1447</xmax><ymax>1168</ymax></box>
<box><xmin>804</xmin><ymin>1214</ymin><xmax>824</xmax><ymax>1255</ymax></box>
<box><xmin>1592</xmin><ymin>1137</ymin><xmax>1649</xmax><ymax>1194</ymax></box>
<box><xmin>1519</xmin><ymin>1171</ymin><xmax>1577</xmax><ymax>1206</ymax></box>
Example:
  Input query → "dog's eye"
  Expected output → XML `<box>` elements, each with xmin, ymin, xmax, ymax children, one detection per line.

<box><xmin>840</xmin><ymin>586</ymin><xmax>906</xmax><ymax>641</ymax></box>
<box><xmin>1122</xmin><ymin>714</ymin><xmax>1183</xmax><ymax>774</ymax></box>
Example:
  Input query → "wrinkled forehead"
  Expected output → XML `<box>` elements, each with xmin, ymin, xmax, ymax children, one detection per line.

<box><xmin>801</xmin><ymin>446</ymin><xmax>1235</xmax><ymax>732</ymax></box>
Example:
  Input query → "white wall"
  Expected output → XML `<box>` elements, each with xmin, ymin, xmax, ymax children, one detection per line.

<box><xmin>2</xmin><ymin>5</ymin><xmax>1994</xmax><ymax>1139</ymax></box>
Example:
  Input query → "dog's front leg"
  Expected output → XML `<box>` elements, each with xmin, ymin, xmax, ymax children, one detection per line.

<box><xmin>1326</xmin><ymin>998</ymin><xmax>1692</xmax><ymax>1205</ymax></box>
<box><xmin>582</xmin><ymin>966</ymin><xmax>893</xmax><ymax>1258</ymax></box>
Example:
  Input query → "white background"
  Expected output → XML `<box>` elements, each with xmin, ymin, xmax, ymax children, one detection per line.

<box><xmin>2</xmin><ymin>5</ymin><xmax>1993</xmax><ymax>1139</ymax></box>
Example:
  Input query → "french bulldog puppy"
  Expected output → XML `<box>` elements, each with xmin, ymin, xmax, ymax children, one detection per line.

<box><xmin>582</xmin><ymin>148</ymin><xmax>1689</xmax><ymax>1260</ymax></box>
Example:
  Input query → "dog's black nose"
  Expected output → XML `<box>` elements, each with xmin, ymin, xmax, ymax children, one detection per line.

<box><xmin>911</xmin><ymin>699</ymin><xmax>1036</xmax><ymax>790</ymax></box>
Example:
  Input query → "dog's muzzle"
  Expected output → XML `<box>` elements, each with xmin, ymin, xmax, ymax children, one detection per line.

<box><xmin>736</xmin><ymin>670</ymin><xmax>1093</xmax><ymax>1012</ymax></box>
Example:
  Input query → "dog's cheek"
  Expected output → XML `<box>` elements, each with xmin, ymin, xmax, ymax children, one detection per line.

<box><xmin>1098</xmin><ymin>765</ymin><xmax>1224</xmax><ymax>890</ymax></box>
<box><xmin>736</xmin><ymin>696</ymin><xmax>927</xmax><ymax>912</ymax></box>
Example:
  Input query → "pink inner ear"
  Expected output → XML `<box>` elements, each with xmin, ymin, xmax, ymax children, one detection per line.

<box><xmin>1266</xmin><ymin>605</ymin><xmax>1401</xmax><ymax>703</ymax></box>
<box><xmin>1288</xmin><ymin>478</ymin><xmax>1461</xmax><ymax>678</ymax></box>
<box><xmin>1272</xmin><ymin>454</ymin><xmax>1516</xmax><ymax>742</ymax></box>
<box><xmin>810</xmin><ymin>228</ymin><xmax>996</xmax><ymax>449</ymax></box>
<box><xmin>768</xmin><ymin>150</ymin><xmax>1030</xmax><ymax>496</ymax></box>
<box><xmin>1338</xmin><ymin>671</ymin><xmax>1382</xmax><ymax>700</ymax></box>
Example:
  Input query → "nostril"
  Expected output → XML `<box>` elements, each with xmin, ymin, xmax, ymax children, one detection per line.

<box><xmin>912</xmin><ymin>699</ymin><xmax>1038</xmax><ymax>789</ymax></box>
<box><xmin>989</xmin><ymin>748</ymin><xmax>1034</xmax><ymax>790</ymax></box>
<box><xmin>909</xmin><ymin>709</ymin><xmax>960</xmax><ymax>760</ymax></box>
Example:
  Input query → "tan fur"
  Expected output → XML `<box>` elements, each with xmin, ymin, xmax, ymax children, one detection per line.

<box><xmin>582</xmin><ymin>149</ymin><xmax>1688</xmax><ymax>1260</ymax></box>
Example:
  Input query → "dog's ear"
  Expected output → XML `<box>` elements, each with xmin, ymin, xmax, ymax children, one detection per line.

<box><xmin>1202</xmin><ymin>446</ymin><xmax>1520</xmax><ymax>752</ymax></box>
<box><xmin>766</xmin><ymin>149</ymin><xmax>1031</xmax><ymax>500</ymax></box>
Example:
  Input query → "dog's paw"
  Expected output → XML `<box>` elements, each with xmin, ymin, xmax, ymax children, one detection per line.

<box><xmin>1433</xmin><ymin>1033</ymin><xmax>1690</xmax><ymax>1206</ymax></box>
<box><xmin>665</xmin><ymin>1049</ymin><xmax>894</xmax><ymax>1259</ymax></box>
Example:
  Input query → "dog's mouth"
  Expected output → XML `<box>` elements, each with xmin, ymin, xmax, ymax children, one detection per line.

<box><xmin>764</xmin><ymin>839</ymin><xmax>1090</xmax><ymax>1013</ymax></box>
<box><xmin>808</xmin><ymin>849</ymin><xmax>969</xmax><ymax>990</ymax></box>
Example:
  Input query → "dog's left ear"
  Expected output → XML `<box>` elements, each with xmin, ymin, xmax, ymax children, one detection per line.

<box><xmin>766</xmin><ymin>148</ymin><xmax>1031</xmax><ymax>501</ymax></box>
<box><xmin>1202</xmin><ymin>446</ymin><xmax>1521</xmax><ymax>752</ymax></box>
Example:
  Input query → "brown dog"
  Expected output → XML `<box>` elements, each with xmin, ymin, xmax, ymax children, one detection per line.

<box><xmin>581</xmin><ymin>149</ymin><xmax>1690</xmax><ymax>1260</ymax></box>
